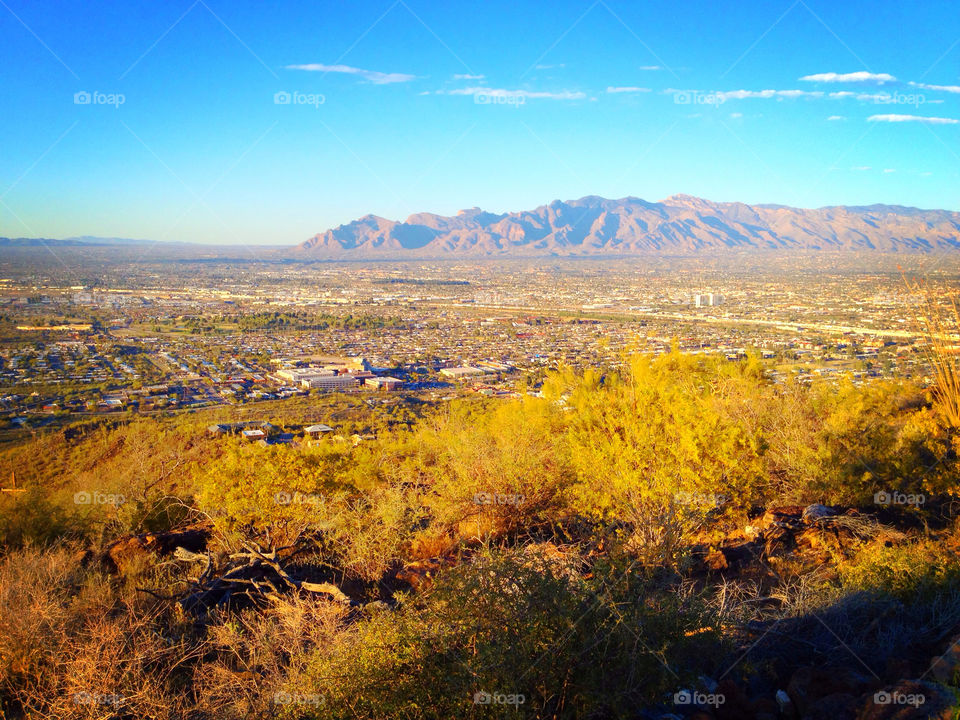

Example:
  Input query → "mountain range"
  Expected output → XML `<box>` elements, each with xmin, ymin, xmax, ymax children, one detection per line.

<box><xmin>0</xmin><ymin>236</ymin><xmax>150</xmax><ymax>247</ymax></box>
<box><xmin>295</xmin><ymin>195</ymin><xmax>960</xmax><ymax>257</ymax></box>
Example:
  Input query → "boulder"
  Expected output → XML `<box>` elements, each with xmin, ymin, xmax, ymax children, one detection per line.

<box><xmin>787</xmin><ymin>667</ymin><xmax>870</xmax><ymax>716</ymax></box>
<box><xmin>104</xmin><ymin>526</ymin><xmax>210</xmax><ymax>574</ymax></box>
<box><xmin>802</xmin><ymin>504</ymin><xmax>837</xmax><ymax>523</ymax></box>
<box><xmin>929</xmin><ymin>633</ymin><xmax>960</xmax><ymax>684</ymax></box>
<box><xmin>760</xmin><ymin>506</ymin><xmax>805</xmax><ymax>530</ymax></box>
<box><xmin>776</xmin><ymin>688</ymin><xmax>798</xmax><ymax>720</ymax></box>
<box><xmin>856</xmin><ymin>680</ymin><xmax>956</xmax><ymax>719</ymax></box>
<box><xmin>704</xmin><ymin>548</ymin><xmax>728</xmax><ymax>571</ymax></box>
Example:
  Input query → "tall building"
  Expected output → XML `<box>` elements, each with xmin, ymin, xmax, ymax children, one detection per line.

<box><xmin>694</xmin><ymin>293</ymin><xmax>724</xmax><ymax>307</ymax></box>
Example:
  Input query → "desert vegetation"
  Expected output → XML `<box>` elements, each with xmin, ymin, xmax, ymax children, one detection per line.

<box><xmin>1</xmin><ymin>349</ymin><xmax>960</xmax><ymax>719</ymax></box>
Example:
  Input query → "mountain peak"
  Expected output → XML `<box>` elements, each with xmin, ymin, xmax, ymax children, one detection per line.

<box><xmin>662</xmin><ymin>193</ymin><xmax>714</xmax><ymax>207</ymax></box>
<box><xmin>295</xmin><ymin>195</ymin><xmax>960</xmax><ymax>257</ymax></box>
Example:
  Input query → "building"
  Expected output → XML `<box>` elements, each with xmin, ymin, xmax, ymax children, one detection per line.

<box><xmin>694</xmin><ymin>293</ymin><xmax>724</xmax><ymax>307</ymax></box>
<box><xmin>302</xmin><ymin>374</ymin><xmax>359</xmax><ymax>391</ymax></box>
<box><xmin>440</xmin><ymin>366</ymin><xmax>486</xmax><ymax>380</ymax></box>
<box><xmin>366</xmin><ymin>376</ymin><xmax>403</xmax><ymax>390</ymax></box>
<box><xmin>275</xmin><ymin>367</ymin><xmax>336</xmax><ymax>384</ymax></box>
<box><xmin>305</xmin><ymin>423</ymin><xmax>334</xmax><ymax>438</ymax></box>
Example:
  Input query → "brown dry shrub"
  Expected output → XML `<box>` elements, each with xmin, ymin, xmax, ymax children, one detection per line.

<box><xmin>0</xmin><ymin>545</ymin><xmax>195</xmax><ymax>719</ymax></box>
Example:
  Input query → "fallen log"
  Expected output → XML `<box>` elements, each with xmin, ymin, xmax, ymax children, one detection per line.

<box><xmin>144</xmin><ymin>540</ymin><xmax>355</xmax><ymax>615</ymax></box>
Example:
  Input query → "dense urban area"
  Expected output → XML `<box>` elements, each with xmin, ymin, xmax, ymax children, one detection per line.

<box><xmin>0</xmin><ymin>250</ymin><xmax>950</xmax><ymax>432</ymax></box>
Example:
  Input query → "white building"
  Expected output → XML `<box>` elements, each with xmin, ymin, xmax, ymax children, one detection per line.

<box><xmin>275</xmin><ymin>368</ymin><xmax>336</xmax><ymax>383</ymax></box>
<box><xmin>694</xmin><ymin>293</ymin><xmax>724</xmax><ymax>307</ymax></box>
<box><xmin>301</xmin><ymin>375</ymin><xmax>358</xmax><ymax>390</ymax></box>
<box><xmin>440</xmin><ymin>366</ymin><xmax>486</xmax><ymax>380</ymax></box>
<box><xmin>366</xmin><ymin>376</ymin><xmax>403</xmax><ymax>390</ymax></box>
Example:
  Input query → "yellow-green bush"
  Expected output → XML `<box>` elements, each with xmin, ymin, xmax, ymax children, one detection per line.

<box><xmin>560</xmin><ymin>353</ymin><xmax>764</xmax><ymax>527</ymax></box>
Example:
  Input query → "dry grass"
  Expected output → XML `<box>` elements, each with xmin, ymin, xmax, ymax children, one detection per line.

<box><xmin>0</xmin><ymin>545</ymin><xmax>200</xmax><ymax>718</ymax></box>
<box><xmin>0</xmin><ymin>542</ymin><xmax>356</xmax><ymax>719</ymax></box>
<box><xmin>905</xmin><ymin>274</ymin><xmax>960</xmax><ymax>428</ymax></box>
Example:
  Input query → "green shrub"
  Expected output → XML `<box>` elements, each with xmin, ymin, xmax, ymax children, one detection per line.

<box><xmin>293</xmin><ymin>549</ymin><xmax>723</xmax><ymax>719</ymax></box>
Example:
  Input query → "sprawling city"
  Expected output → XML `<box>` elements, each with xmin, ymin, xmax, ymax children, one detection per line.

<box><xmin>0</xmin><ymin>252</ymin><xmax>951</xmax><ymax>433</ymax></box>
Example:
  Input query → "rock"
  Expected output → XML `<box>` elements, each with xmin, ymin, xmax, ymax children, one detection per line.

<box><xmin>104</xmin><ymin>526</ymin><xmax>211</xmax><ymax>574</ymax></box>
<box><xmin>704</xmin><ymin>548</ymin><xmax>728</xmax><ymax>571</ymax></box>
<box><xmin>929</xmin><ymin>633</ymin><xmax>960</xmax><ymax>684</ymax></box>
<box><xmin>394</xmin><ymin>558</ymin><xmax>447</xmax><ymax>590</ymax></box>
<box><xmin>787</xmin><ymin>667</ymin><xmax>869</xmax><ymax>716</ymax></box>
<box><xmin>802</xmin><ymin>504</ymin><xmax>837</xmax><ymax>523</ymax></box>
<box><xmin>106</xmin><ymin>536</ymin><xmax>150</xmax><ymax>574</ymax></box>
<box><xmin>856</xmin><ymin>680</ymin><xmax>955</xmax><ymax>719</ymax></box>
<box><xmin>804</xmin><ymin>692</ymin><xmax>858</xmax><ymax>720</ymax></box>
<box><xmin>776</xmin><ymin>688</ymin><xmax>798</xmax><ymax>720</ymax></box>
<box><xmin>764</xmin><ymin>525</ymin><xmax>794</xmax><ymax>558</ymax></box>
<box><xmin>760</xmin><ymin>506</ymin><xmax>805</xmax><ymax>530</ymax></box>
<box><xmin>795</xmin><ymin>527</ymin><xmax>839</xmax><ymax>563</ymax></box>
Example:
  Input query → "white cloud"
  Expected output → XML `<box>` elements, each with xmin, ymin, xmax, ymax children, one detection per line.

<box><xmin>910</xmin><ymin>81</ymin><xmax>960</xmax><ymax>94</ymax></box>
<box><xmin>851</xmin><ymin>166</ymin><xmax>871</xmax><ymax>171</ymax></box>
<box><xmin>454</xmin><ymin>73</ymin><xmax>485</xmax><ymax>80</ymax></box>
<box><xmin>716</xmin><ymin>89</ymin><xmax>823</xmax><ymax>100</ymax></box>
<box><xmin>868</xmin><ymin>113</ymin><xmax>959</xmax><ymax>124</ymax></box>
<box><xmin>883</xmin><ymin>168</ymin><xmax>896</xmax><ymax>173</ymax></box>
<box><xmin>606</xmin><ymin>86</ymin><xmax>650</xmax><ymax>94</ymax></box>
<box><xmin>285</xmin><ymin>64</ymin><xmax>415</xmax><ymax>84</ymax></box>
<box><xmin>442</xmin><ymin>86</ymin><xmax>586</xmax><ymax>100</ymax></box>
<box><xmin>827</xmin><ymin>115</ymin><xmax>846</xmax><ymax>121</ymax></box>
<box><xmin>729</xmin><ymin>112</ymin><xmax>742</xmax><ymax>118</ymax></box>
<box><xmin>535</xmin><ymin>63</ymin><xmax>566</xmax><ymax>70</ymax></box>
<box><xmin>828</xmin><ymin>90</ymin><xmax>944</xmax><ymax>104</ymax></box>
<box><xmin>800</xmin><ymin>71</ymin><xmax>896</xmax><ymax>83</ymax></box>
<box><xmin>639</xmin><ymin>65</ymin><xmax>662</xmax><ymax>71</ymax></box>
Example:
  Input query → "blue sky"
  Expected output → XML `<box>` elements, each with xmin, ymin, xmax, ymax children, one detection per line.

<box><xmin>1</xmin><ymin>0</ymin><xmax>958</xmax><ymax>245</ymax></box>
